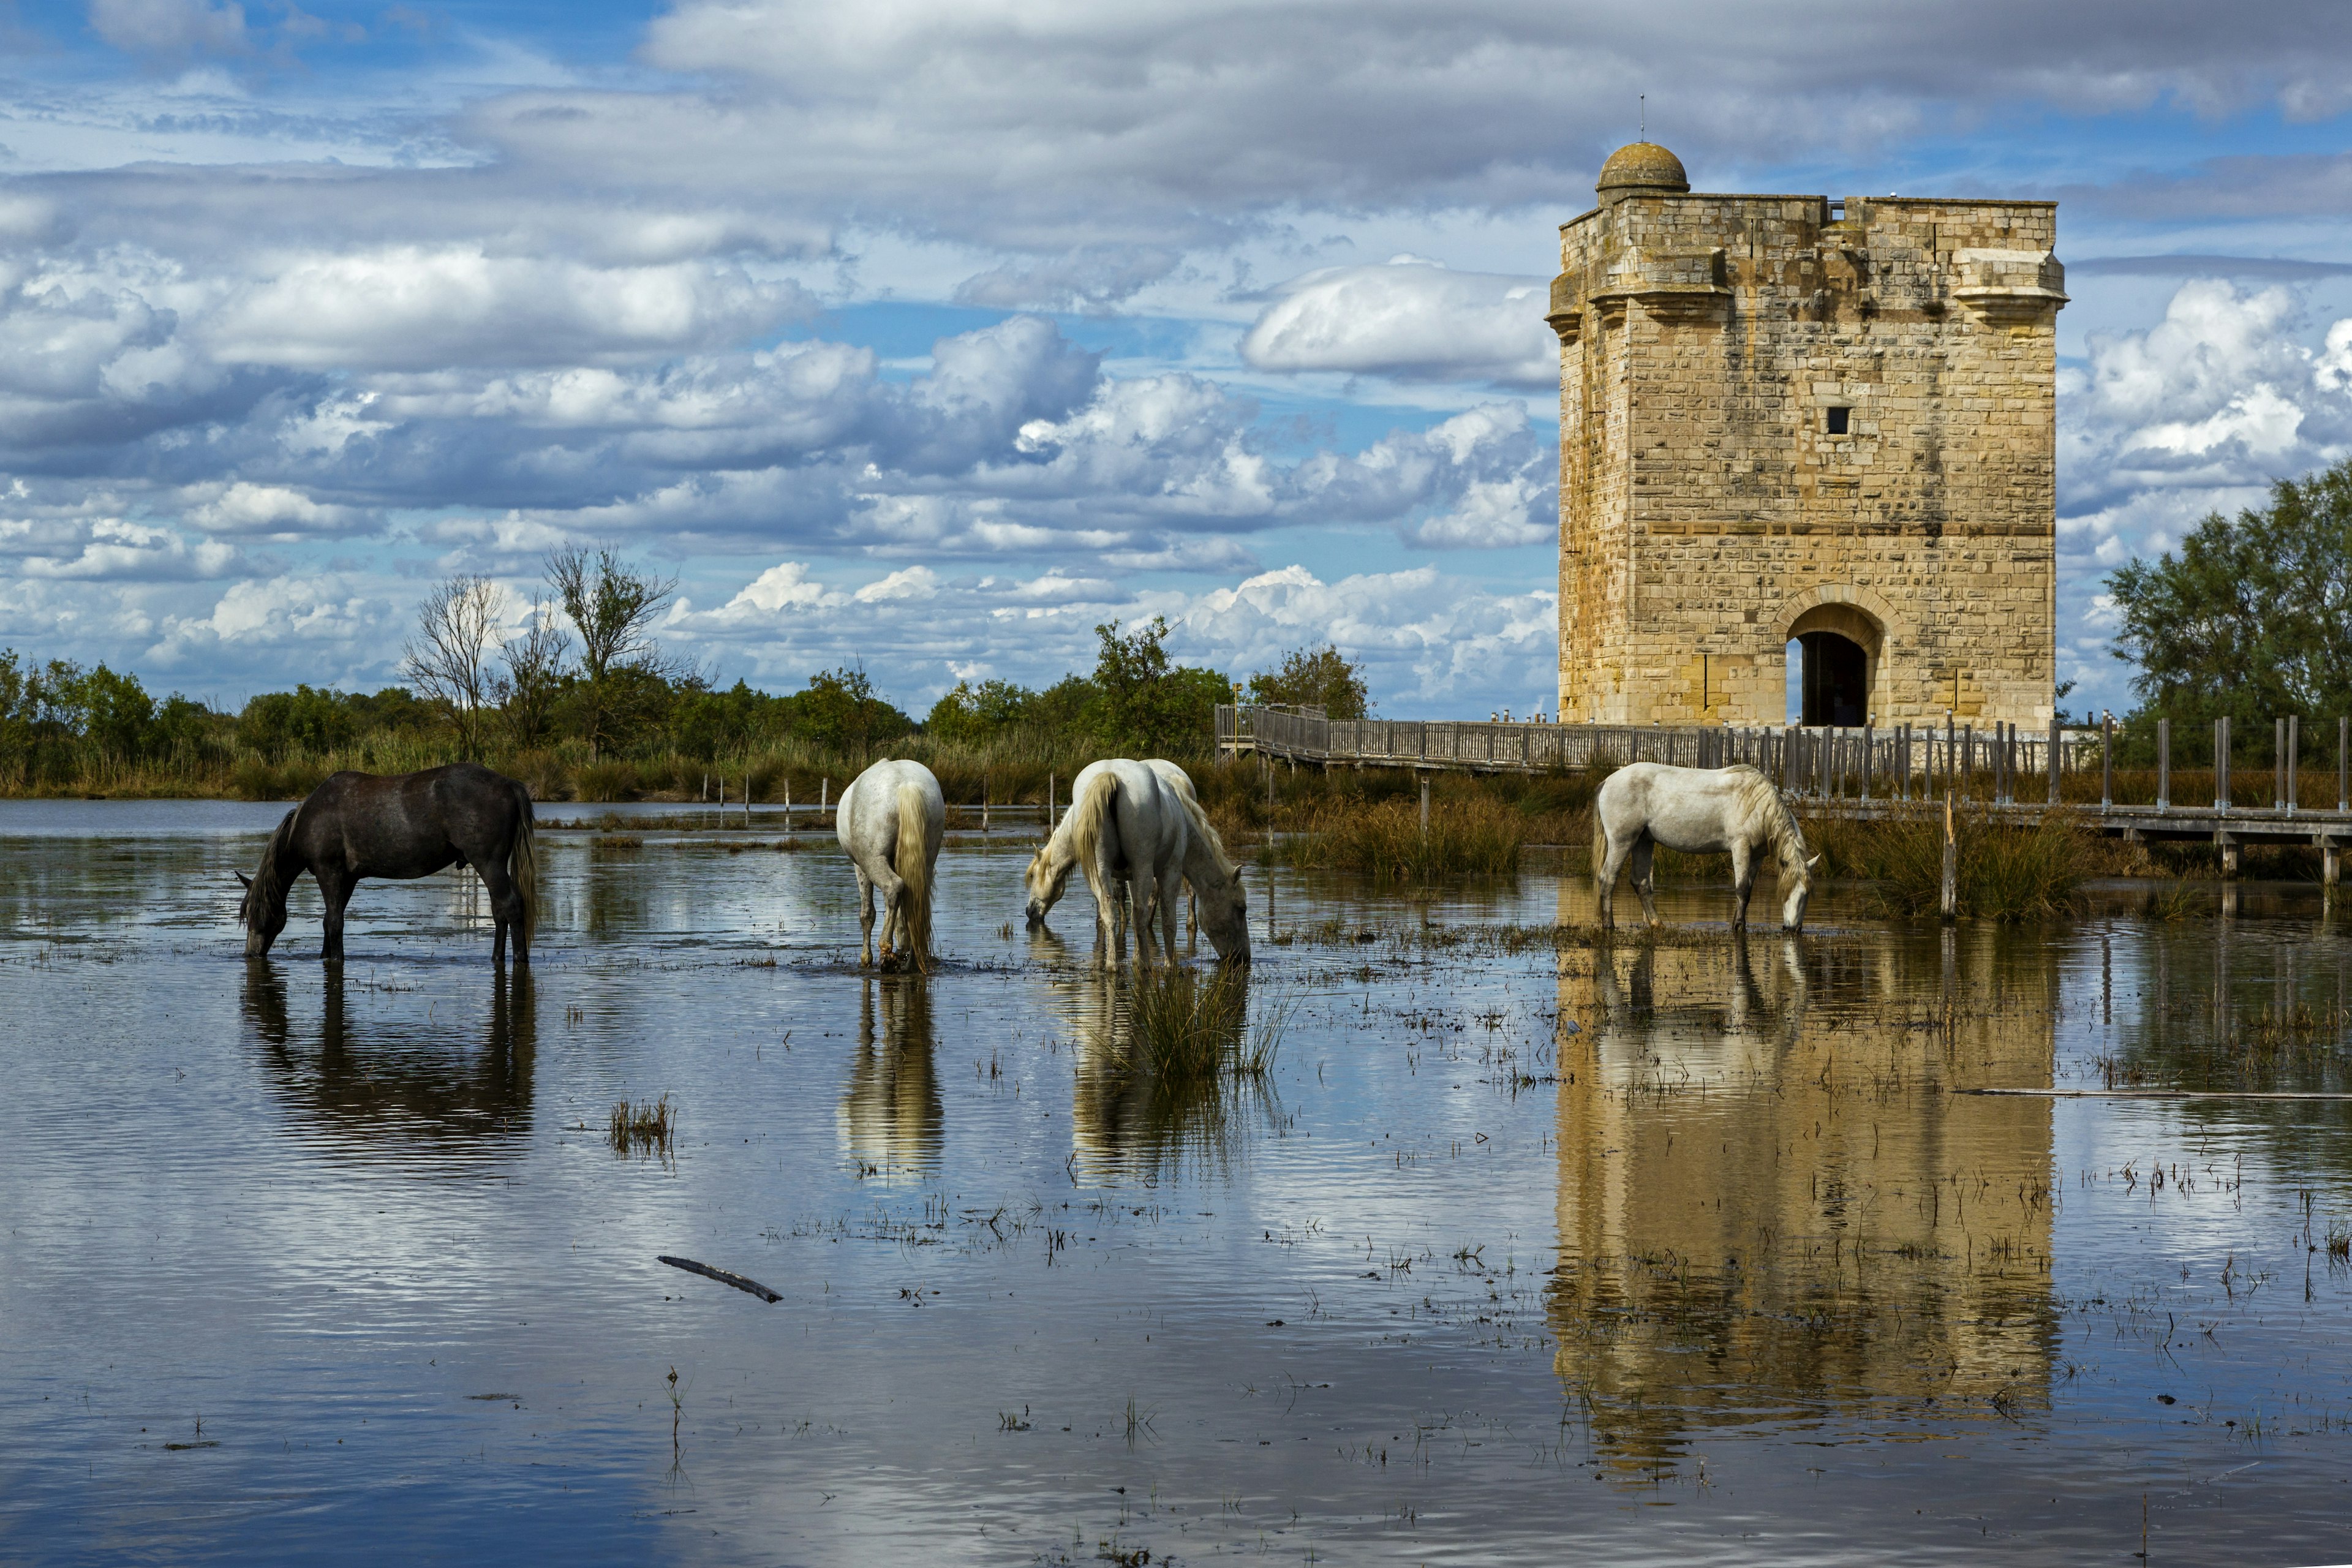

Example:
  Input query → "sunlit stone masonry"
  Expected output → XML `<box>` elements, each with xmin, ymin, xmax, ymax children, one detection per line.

<box><xmin>1548</xmin><ymin>141</ymin><xmax>2066</xmax><ymax>731</ymax></box>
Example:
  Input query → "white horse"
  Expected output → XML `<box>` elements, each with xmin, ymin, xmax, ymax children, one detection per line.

<box><xmin>837</xmin><ymin>758</ymin><xmax>947</xmax><ymax>971</ymax></box>
<box><xmin>1019</xmin><ymin>761</ymin><xmax>1174</xmax><ymax>967</ymax></box>
<box><xmin>1025</xmin><ymin>760</ymin><xmax>1251</xmax><ymax>963</ymax></box>
<box><xmin>1593</xmin><ymin>763</ymin><xmax>1819</xmax><ymax>932</ymax></box>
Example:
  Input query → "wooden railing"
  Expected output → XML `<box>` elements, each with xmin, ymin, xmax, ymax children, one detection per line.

<box><xmin>1216</xmin><ymin>704</ymin><xmax>2102</xmax><ymax>803</ymax></box>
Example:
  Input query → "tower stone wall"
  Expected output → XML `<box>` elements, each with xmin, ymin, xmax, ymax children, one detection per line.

<box><xmin>1550</xmin><ymin>145</ymin><xmax>2065</xmax><ymax>729</ymax></box>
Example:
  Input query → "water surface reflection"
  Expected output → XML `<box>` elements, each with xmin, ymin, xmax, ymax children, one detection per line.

<box><xmin>244</xmin><ymin>960</ymin><xmax>535</xmax><ymax>1168</ymax></box>
<box><xmin>1550</xmin><ymin>924</ymin><xmax>2059</xmax><ymax>1473</ymax></box>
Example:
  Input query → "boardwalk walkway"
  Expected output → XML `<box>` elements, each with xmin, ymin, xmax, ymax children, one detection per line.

<box><xmin>1214</xmin><ymin>703</ymin><xmax>2352</xmax><ymax>874</ymax></box>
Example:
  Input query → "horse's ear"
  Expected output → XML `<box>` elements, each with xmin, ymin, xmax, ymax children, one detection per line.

<box><xmin>235</xmin><ymin>871</ymin><xmax>253</xmax><ymax>889</ymax></box>
<box><xmin>1804</xmin><ymin>854</ymin><xmax>1822</xmax><ymax>870</ymax></box>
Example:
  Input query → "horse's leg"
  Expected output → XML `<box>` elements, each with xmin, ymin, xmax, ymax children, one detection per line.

<box><xmin>477</xmin><ymin>856</ymin><xmax>521</xmax><ymax>964</ymax></box>
<box><xmin>1163</xmin><ymin>884</ymin><xmax>1180</xmax><ymax>963</ymax></box>
<box><xmin>1630</xmin><ymin>834</ymin><xmax>1660</xmax><ymax>929</ymax></box>
<box><xmin>318</xmin><ymin>869</ymin><xmax>352</xmax><ymax>963</ymax></box>
<box><xmin>1728</xmin><ymin>839</ymin><xmax>1755</xmax><ymax>931</ymax></box>
<box><xmin>1596</xmin><ymin>826</ymin><xmax>1630</xmax><ymax>932</ymax></box>
<box><xmin>1129</xmin><ymin>865</ymin><xmax>1161</xmax><ymax>970</ymax></box>
<box><xmin>872</xmin><ymin>864</ymin><xmax>907</xmax><ymax>968</ymax></box>
<box><xmin>854</xmin><ymin>865</ymin><xmax>876</xmax><ymax>968</ymax></box>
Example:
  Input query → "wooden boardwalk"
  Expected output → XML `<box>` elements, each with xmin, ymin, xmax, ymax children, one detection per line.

<box><xmin>1215</xmin><ymin>703</ymin><xmax>2352</xmax><ymax>877</ymax></box>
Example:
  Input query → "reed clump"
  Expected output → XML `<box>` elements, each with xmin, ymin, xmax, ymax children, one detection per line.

<box><xmin>1268</xmin><ymin>794</ymin><xmax>1524</xmax><ymax>881</ymax></box>
<box><xmin>609</xmin><ymin>1094</ymin><xmax>676</xmax><ymax>1158</ymax></box>
<box><xmin>1836</xmin><ymin>810</ymin><xmax>2091</xmax><ymax>921</ymax></box>
<box><xmin>1122</xmin><ymin>965</ymin><xmax>1286</xmax><ymax>1088</ymax></box>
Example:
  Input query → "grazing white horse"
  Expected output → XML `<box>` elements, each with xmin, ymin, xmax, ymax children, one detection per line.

<box><xmin>1593</xmin><ymin>763</ymin><xmax>1819</xmax><ymax>932</ymax></box>
<box><xmin>837</xmin><ymin>758</ymin><xmax>947</xmax><ymax>971</ymax></box>
<box><xmin>1022</xmin><ymin>760</ymin><xmax>1188</xmax><ymax>968</ymax></box>
<box><xmin>1025</xmin><ymin>760</ymin><xmax>1251</xmax><ymax>963</ymax></box>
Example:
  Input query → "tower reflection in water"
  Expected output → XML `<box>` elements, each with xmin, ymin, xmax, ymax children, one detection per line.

<box><xmin>839</xmin><ymin>978</ymin><xmax>943</xmax><ymax>1180</ymax></box>
<box><xmin>1548</xmin><ymin>919</ymin><xmax>2057</xmax><ymax>1477</ymax></box>
<box><xmin>242</xmin><ymin>961</ymin><xmax>536</xmax><ymax>1169</ymax></box>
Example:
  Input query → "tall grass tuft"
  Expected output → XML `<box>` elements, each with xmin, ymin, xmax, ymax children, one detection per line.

<box><xmin>1856</xmin><ymin>809</ymin><xmax>2089</xmax><ymax>921</ymax></box>
<box><xmin>1270</xmin><ymin>794</ymin><xmax>1524</xmax><ymax>881</ymax></box>
<box><xmin>1123</xmin><ymin>965</ymin><xmax>1286</xmax><ymax>1087</ymax></box>
<box><xmin>609</xmin><ymin>1093</ymin><xmax>676</xmax><ymax>1158</ymax></box>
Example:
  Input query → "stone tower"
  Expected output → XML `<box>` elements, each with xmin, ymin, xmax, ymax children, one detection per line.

<box><xmin>1549</xmin><ymin>142</ymin><xmax>2065</xmax><ymax>729</ymax></box>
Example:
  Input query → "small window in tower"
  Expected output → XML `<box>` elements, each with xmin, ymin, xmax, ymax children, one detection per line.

<box><xmin>1825</xmin><ymin>406</ymin><xmax>1851</xmax><ymax>436</ymax></box>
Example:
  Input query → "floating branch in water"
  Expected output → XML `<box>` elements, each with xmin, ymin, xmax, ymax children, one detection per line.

<box><xmin>658</xmin><ymin>1254</ymin><xmax>782</xmax><ymax>1303</ymax></box>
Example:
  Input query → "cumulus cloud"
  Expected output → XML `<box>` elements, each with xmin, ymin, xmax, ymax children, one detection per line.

<box><xmin>662</xmin><ymin>556</ymin><xmax>1558</xmax><ymax>714</ymax></box>
<box><xmin>2056</xmin><ymin>278</ymin><xmax>2352</xmax><ymax>713</ymax></box>
<box><xmin>88</xmin><ymin>0</ymin><xmax>248</xmax><ymax>58</ymax></box>
<box><xmin>1242</xmin><ymin>259</ymin><xmax>1554</xmax><ymax>386</ymax></box>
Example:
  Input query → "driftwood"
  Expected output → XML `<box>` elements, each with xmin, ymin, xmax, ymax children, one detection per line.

<box><xmin>658</xmin><ymin>1254</ymin><xmax>782</xmax><ymax>1303</ymax></box>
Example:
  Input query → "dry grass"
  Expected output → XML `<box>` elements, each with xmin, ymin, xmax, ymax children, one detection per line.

<box><xmin>1267</xmin><ymin>793</ymin><xmax>1526</xmax><ymax>881</ymax></box>
<box><xmin>609</xmin><ymin>1093</ymin><xmax>676</xmax><ymax>1158</ymax></box>
<box><xmin>1122</xmin><ymin>965</ymin><xmax>1286</xmax><ymax>1087</ymax></box>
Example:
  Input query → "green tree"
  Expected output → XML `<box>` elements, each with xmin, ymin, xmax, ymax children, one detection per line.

<box><xmin>1090</xmin><ymin>617</ymin><xmax>1227</xmax><ymax>755</ymax></box>
<box><xmin>791</xmin><ymin>666</ymin><xmax>913</xmax><ymax>762</ymax></box>
<box><xmin>239</xmin><ymin>685</ymin><xmax>359</xmax><ymax>760</ymax></box>
<box><xmin>924</xmin><ymin>678</ymin><xmax>1036</xmax><ymax>745</ymax></box>
<box><xmin>67</xmin><ymin>664</ymin><xmax>157</xmax><ymax>761</ymax></box>
<box><xmin>1246</xmin><ymin>643</ymin><xmax>1371</xmax><ymax>719</ymax></box>
<box><xmin>2108</xmin><ymin>457</ymin><xmax>2352</xmax><ymax>758</ymax></box>
<box><xmin>546</xmin><ymin>544</ymin><xmax>677</xmax><ymax>759</ymax></box>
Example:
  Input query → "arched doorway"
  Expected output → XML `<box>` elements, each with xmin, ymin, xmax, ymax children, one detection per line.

<box><xmin>1796</xmin><ymin>631</ymin><xmax>1868</xmax><ymax>727</ymax></box>
<box><xmin>1784</xmin><ymin>601</ymin><xmax>1883</xmax><ymax>728</ymax></box>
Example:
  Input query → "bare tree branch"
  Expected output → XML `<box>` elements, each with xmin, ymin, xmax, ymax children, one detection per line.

<box><xmin>496</xmin><ymin>593</ymin><xmax>573</xmax><ymax>749</ymax></box>
<box><xmin>544</xmin><ymin>543</ymin><xmax>677</xmax><ymax>758</ymax></box>
<box><xmin>403</xmin><ymin>573</ymin><xmax>503</xmax><ymax>758</ymax></box>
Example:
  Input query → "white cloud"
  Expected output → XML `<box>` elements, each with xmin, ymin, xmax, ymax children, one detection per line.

<box><xmin>1241</xmin><ymin>260</ymin><xmax>1555</xmax><ymax>387</ymax></box>
<box><xmin>88</xmin><ymin>0</ymin><xmax>247</xmax><ymax>58</ymax></box>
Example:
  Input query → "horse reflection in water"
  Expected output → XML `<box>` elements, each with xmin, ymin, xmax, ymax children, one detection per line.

<box><xmin>1028</xmin><ymin>926</ymin><xmax>1276</xmax><ymax>1180</ymax></box>
<box><xmin>1548</xmin><ymin>927</ymin><xmax>2059</xmax><ymax>1480</ymax></box>
<box><xmin>243</xmin><ymin>961</ymin><xmax>535</xmax><ymax>1167</ymax></box>
<box><xmin>839</xmin><ymin>978</ymin><xmax>943</xmax><ymax>1180</ymax></box>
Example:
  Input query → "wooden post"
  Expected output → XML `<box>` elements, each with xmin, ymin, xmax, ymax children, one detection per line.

<box><xmin>1945</xmin><ymin>714</ymin><xmax>1956</xmax><ymax>801</ymax></box>
<box><xmin>1962</xmin><ymin>724</ymin><xmax>1973</xmax><ymax>800</ymax></box>
<box><xmin>2157</xmin><ymin>718</ymin><xmax>2169</xmax><ymax>812</ymax></box>
<box><xmin>2326</xmin><ymin>840</ymin><xmax>2342</xmax><ymax>888</ymax></box>
<box><xmin>1940</xmin><ymin>793</ymin><xmax>1958</xmax><ymax>923</ymax></box>
<box><xmin>2101</xmin><ymin>713</ymin><xmax>2113</xmax><ymax>812</ymax></box>
<box><xmin>2219</xmin><ymin>830</ymin><xmax>2239</xmax><ymax>878</ymax></box>
<box><xmin>1419</xmin><ymin>772</ymin><xmax>1430</xmax><ymax>840</ymax></box>
<box><xmin>2049</xmin><ymin>712</ymin><xmax>2062</xmax><ymax>807</ymax></box>
<box><xmin>2275</xmin><ymin>717</ymin><xmax>2287</xmax><ymax>812</ymax></box>
<box><xmin>2215</xmin><ymin>717</ymin><xmax>2229</xmax><ymax>813</ymax></box>
<box><xmin>820</xmin><ymin>777</ymin><xmax>828</xmax><ymax>817</ymax></box>
<box><xmin>982</xmin><ymin>774</ymin><xmax>990</xmax><ymax>833</ymax></box>
<box><xmin>1862</xmin><ymin>724</ymin><xmax>1874</xmax><ymax>800</ymax></box>
<box><xmin>2290</xmin><ymin>715</ymin><xmax>2301</xmax><ymax>813</ymax></box>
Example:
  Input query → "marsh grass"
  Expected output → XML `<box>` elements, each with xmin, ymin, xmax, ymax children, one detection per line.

<box><xmin>1815</xmin><ymin>809</ymin><xmax>2091</xmax><ymax>921</ymax></box>
<box><xmin>609</xmin><ymin>1094</ymin><xmax>676</xmax><ymax>1158</ymax></box>
<box><xmin>1267</xmin><ymin>793</ymin><xmax>1525</xmax><ymax>881</ymax></box>
<box><xmin>1079</xmin><ymin>967</ymin><xmax>1294</xmax><ymax>1175</ymax></box>
<box><xmin>1123</xmin><ymin>965</ymin><xmax>1286</xmax><ymax>1087</ymax></box>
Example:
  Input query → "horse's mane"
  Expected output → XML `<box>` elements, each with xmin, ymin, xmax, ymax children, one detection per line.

<box><xmin>1722</xmin><ymin>764</ymin><xmax>1811</xmax><ymax>875</ymax></box>
<box><xmin>1173</xmin><ymin>792</ymin><xmax>1237</xmax><ymax>882</ymax></box>
<box><xmin>247</xmin><ymin>807</ymin><xmax>300</xmax><ymax>930</ymax></box>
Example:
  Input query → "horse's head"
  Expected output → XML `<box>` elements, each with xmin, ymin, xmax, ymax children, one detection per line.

<box><xmin>1196</xmin><ymin>873</ymin><xmax>1252</xmax><ymax>963</ymax></box>
<box><xmin>236</xmin><ymin>865</ymin><xmax>286</xmax><ymax>957</ymax></box>
<box><xmin>1023</xmin><ymin>845</ymin><xmax>1072</xmax><ymax>926</ymax></box>
<box><xmin>1781</xmin><ymin>853</ymin><xmax>1820</xmax><ymax>932</ymax></box>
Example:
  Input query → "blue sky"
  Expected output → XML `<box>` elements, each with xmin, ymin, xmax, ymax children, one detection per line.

<box><xmin>2</xmin><ymin>1</ymin><xmax>2350</xmax><ymax>720</ymax></box>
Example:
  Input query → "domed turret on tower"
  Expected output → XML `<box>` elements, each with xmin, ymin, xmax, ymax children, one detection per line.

<box><xmin>1596</xmin><ymin>141</ymin><xmax>1689</xmax><ymax>203</ymax></box>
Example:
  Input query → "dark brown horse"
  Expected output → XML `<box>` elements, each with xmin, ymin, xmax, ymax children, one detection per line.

<box><xmin>238</xmin><ymin>763</ymin><xmax>539</xmax><ymax>963</ymax></box>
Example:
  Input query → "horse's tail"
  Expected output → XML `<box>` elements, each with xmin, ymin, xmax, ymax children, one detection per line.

<box><xmin>1063</xmin><ymin>766</ymin><xmax>1119</xmax><ymax>877</ymax></box>
<box><xmin>894</xmin><ymin>780</ymin><xmax>935</xmax><ymax>971</ymax></box>
<box><xmin>510</xmin><ymin>786</ymin><xmax>538</xmax><ymax>947</ymax></box>
<box><xmin>1590</xmin><ymin>797</ymin><xmax>1610</xmax><ymax>881</ymax></box>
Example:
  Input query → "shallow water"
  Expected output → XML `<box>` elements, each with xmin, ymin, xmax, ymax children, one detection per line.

<box><xmin>4</xmin><ymin>801</ymin><xmax>2352</xmax><ymax>1564</ymax></box>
